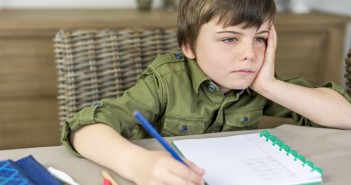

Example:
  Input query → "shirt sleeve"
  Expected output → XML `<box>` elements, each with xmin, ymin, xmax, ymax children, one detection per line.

<box><xmin>61</xmin><ymin>71</ymin><xmax>166</xmax><ymax>156</ymax></box>
<box><xmin>263</xmin><ymin>75</ymin><xmax>351</xmax><ymax>127</ymax></box>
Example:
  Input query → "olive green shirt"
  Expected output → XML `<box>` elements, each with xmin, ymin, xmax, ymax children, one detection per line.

<box><xmin>62</xmin><ymin>53</ymin><xmax>351</xmax><ymax>156</ymax></box>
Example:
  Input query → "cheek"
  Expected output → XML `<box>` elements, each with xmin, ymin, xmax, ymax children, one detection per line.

<box><xmin>255</xmin><ymin>47</ymin><xmax>266</xmax><ymax>61</ymax></box>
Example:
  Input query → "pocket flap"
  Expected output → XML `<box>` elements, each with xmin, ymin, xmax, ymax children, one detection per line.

<box><xmin>161</xmin><ymin>115</ymin><xmax>205</xmax><ymax>136</ymax></box>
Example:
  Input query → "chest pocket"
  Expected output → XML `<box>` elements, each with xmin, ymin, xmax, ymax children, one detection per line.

<box><xmin>222</xmin><ymin>109</ymin><xmax>262</xmax><ymax>131</ymax></box>
<box><xmin>160</xmin><ymin>115</ymin><xmax>206</xmax><ymax>137</ymax></box>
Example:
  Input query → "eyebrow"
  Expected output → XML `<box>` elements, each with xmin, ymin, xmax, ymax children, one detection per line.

<box><xmin>216</xmin><ymin>30</ymin><xmax>269</xmax><ymax>35</ymax></box>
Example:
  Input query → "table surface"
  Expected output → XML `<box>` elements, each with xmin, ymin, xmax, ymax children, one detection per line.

<box><xmin>1</xmin><ymin>124</ymin><xmax>350</xmax><ymax>185</ymax></box>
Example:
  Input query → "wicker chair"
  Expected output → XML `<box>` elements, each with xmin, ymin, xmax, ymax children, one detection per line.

<box><xmin>54</xmin><ymin>28</ymin><xmax>180</xmax><ymax>125</ymax></box>
<box><xmin>346</xmin><ymin>49</ymin><xmax>351</xmax><ymax>95</ymax></box>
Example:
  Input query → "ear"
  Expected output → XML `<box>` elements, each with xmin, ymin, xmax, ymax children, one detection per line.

<box><xmin>181</xmin><ymin>42</ymin><xmax>196</xmax><ymax>59</ymax></box>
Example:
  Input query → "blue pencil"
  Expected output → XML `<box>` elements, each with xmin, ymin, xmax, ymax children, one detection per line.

<box><xmin>133</xmin><ymin>111</ymin><xmax>187</xmax><ymax>165</ymax></box>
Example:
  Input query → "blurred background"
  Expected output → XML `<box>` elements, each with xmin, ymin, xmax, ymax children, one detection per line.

<box><xmin>0</xmin><ymin>0</ymin><xmax>349</xmax><ymax>77</ymax></box>
<box><xmin>0</xmin><ymin>0</ymin><xmax>350</xmax><ymax>150</ymax></box>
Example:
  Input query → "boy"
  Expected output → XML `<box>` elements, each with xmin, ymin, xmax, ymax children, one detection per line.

<box><xmin>62</xmin><ymin>0</ymin><xmax>351</xmax><ymax>184</ymax></box>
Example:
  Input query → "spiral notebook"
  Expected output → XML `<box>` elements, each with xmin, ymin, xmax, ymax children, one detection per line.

<box><xmin>172</xmin><ymin>130</ymin><xmax>323</xmax><ymax>185</ymax></box>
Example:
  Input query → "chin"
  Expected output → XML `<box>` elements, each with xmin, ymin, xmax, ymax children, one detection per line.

<box><xmin>237</xmin><ymin>80</ymin><xmax>253</xmax><ymax>89</ymax></box>
<box><xmin>229</xmin><ymin>78</ymin><xmax>252</xmax><ymax>87</ymax></box>
<box><xmin>229</xmin><ymin>86</ymin><xmax>248</xmax><ymax>91</ymax></box>
<box><xmin>232</xmin><ymin>82</ymin><xmax>250</xmax><ymax>89</ymax></box>
<box><xmin>220</xmin><ymin>80</ymin><xmax>251</xmax><ymax>91</ymax></box>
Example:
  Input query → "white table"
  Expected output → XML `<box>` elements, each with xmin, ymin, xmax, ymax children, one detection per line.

<box><xmin>1</xmin><ymin>125</ymin><xmax>350</xmax><ymax>185</ymax></box>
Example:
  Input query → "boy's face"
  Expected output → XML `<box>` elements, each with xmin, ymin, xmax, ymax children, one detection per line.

<box><xmin>182</xmin><ymin>18</ymin><xmax>271</xmax><ymax>93</ymax></box>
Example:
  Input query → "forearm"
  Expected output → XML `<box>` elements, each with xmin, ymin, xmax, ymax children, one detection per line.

<box><xmin>257</xmin><ymin>80</ymin><xmax>351</xmax><ymax>129</ymax></box>
<box><xmin>69</xmin><ymin>123</ymin><xmax>205</xmax><ymax>185</ymax></box>
<box><xmin>69</xmin><ymin>123</ymin><xmax>146</xmax><ymax>181</ymax></box>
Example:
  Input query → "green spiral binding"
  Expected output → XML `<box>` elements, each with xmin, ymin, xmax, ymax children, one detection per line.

<box><xmin>259</xmin><ymin>130</ymin><xmax>323</xmax><ymax>175</ymax></box>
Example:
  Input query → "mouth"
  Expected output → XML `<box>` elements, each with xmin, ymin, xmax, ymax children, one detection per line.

<box><xmin>233</xmin><ymin>69</ymin><xmax>255</xmax><ymax>75</ymax></box>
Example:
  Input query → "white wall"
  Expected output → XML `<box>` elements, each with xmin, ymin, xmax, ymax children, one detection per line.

<box><xmin>308</xmin><ymin>0</ymin><xmax>351</xmax><ymax>15</ymax></box>
<box><xmin>0</xmin><ymin>0</ymin><xmax>349</xmax><ymax>14</ymax></box>
<box><xmin>0</xmin><ymin>0</ymin><xmax>163</xmax><ymax>9</ymax></box>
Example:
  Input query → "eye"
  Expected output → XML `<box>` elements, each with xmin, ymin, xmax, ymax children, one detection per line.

<box><xmin>255</xmin><ymin>37</ymin><xmax>267</xmax><ymax>43</ymax></box>
<box><xmin>223</xmin><ymin>37</ymin><xmax>238</xmax><ymax>44</ymax></box>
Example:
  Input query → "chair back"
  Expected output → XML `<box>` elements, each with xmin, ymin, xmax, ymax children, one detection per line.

<box><xmin>54</xmin><ymin>28</ymin><xmax>180</xmax><ymax>125</ymax></box>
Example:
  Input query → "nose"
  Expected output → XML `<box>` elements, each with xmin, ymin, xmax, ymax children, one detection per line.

<box><xmin>239</xmin><ymin>42</ymin><xmax>255</xmax><ymax>62</ymax></box>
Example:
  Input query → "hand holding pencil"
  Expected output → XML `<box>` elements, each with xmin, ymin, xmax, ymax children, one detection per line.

<box><xmin>133</xmin><ymin>111</ymin><xmax>207</xmax><ymax>185</ymax></box>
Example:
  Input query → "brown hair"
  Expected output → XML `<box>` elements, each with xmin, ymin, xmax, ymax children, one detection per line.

<box><xmin>177</xmin><ymin>0</ymin><xmax>276</xmax><ymax>52</ymax></box>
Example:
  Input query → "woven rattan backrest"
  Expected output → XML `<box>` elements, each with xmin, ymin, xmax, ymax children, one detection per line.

<box><xmin>54</xmin><ymin>28</ymin><xmax>180</xmax><ymax>125</ymax></box>
<box><xmin>346</xmin><ymin>49</ymin><xmax>351</xmax><ymax>95</ymax></box>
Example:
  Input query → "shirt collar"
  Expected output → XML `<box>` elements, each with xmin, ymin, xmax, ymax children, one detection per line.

<box><xmin>186</xmin><ymin>58</ymin><xmax>210</xmax><ymax>93</ymax></box>
<box><xmin>243</xmin><ymin>88</ymin><xmax>252</xmax><ymax>95</ymax></box>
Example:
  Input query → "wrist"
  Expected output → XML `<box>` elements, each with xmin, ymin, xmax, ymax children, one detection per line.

<box><xmin>112</xmin><ymin>144</ymin><xmax>148</xmax><ymax>183</ymax></box>
<box><xmin>252</xmin><ymin>78</ymin><xmax>278</xmax><ymax>96</ymax></box>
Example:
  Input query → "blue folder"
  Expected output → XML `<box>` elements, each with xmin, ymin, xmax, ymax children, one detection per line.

<box><xmin>0</xmin><ymin>155</ymin><xmax>62</xmax><ymax>185</ymax></box>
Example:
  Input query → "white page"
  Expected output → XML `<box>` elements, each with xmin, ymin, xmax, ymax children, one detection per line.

<box><xmin>173</xmin><ymin>133</ymin><xmax>322</xmax><ymax>185</ymax></box>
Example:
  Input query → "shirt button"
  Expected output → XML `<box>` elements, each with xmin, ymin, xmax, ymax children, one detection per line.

<box><xmin>208</xmin><ymin>85</ymin><xmax>215</xmax><ymax>92</ymax></box>
<box><xmin>91</xmin><ymin>101</ymin><xmax>101</xmax><ymax>107</ymax></box>
<box><xmin>179</xmin><ymin>125</ymin><xmax>189</xmax><ymax>133</ymax></box>
<box><xmin>175</xmin><ymin>53</ymin><xmax>183</xmax><ymax>59</ymax></box>
<box><xmin>242</xmin><ymin>116</ymin><xmax>249</xmax><ymax>124</ymax></box>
